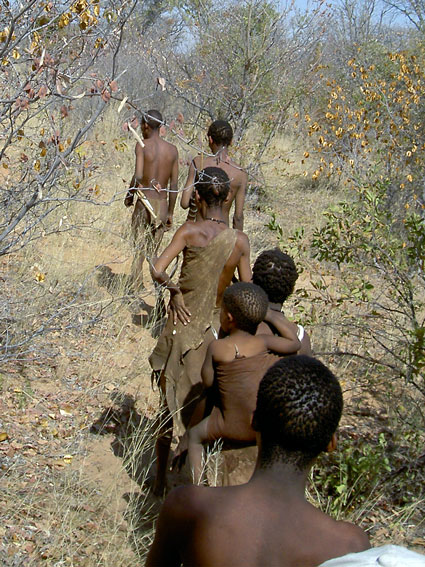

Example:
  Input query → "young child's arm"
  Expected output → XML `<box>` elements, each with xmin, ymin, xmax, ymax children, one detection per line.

<box><xmin>260</xmin><ymin>308</ymin><xmax>301</xmax><ymax>354</ymax></box>
<box><xmin>201</xmin><ymin>340</ymin><xmax>217</xmax><ymax>388</ymax></box>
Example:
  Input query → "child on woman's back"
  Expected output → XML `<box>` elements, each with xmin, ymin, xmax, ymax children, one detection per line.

<box><xmin>253</xmin><ymin>248</ymin><xmax>313</xmax><ymax>355</ymax></box>
<box><xmin>185</xmin><ymin>281</ymin><xmax>300</xmax><ymax>484</ymax></box>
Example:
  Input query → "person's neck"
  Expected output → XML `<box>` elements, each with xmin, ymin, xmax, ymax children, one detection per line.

<box><xmin>269</xmin><ymin>301</ymin><xmax>283</xmax><ymax>312</ymax></box>
<box><xmin>250</xmin><ymin>455</ymin><xmax>309</xmax><ymax>497</ymax></box>
<box><xmin>211</xmin><ymin>144</ymin><xmax>229</xmax><ymax>161</ymax></box>
<box><xmin>199</xmin><ymin>205</ymin><xmax>225</xmax><ymax>222</ymax></box>
<box><xmin>144</xmin><ymin>129</ymin><xmax>159</xmax><ymax>140</ymax></box>
<box><xmin>228</xmin><ymin>327</ymin><xmax>252</xmax><ymax>338</ymax></box>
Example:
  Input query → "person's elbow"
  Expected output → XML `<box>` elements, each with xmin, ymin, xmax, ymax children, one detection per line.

<box><xmin>180</xmin><ymin>197</ymin><xmax>190</xmax><ymax>210</ymax></box>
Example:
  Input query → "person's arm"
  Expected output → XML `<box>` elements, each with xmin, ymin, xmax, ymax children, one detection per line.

<box><xmin>166</xmin><ymin>149</ymin><xmax>179</xmax><ymax>229</ymax></box>
<box><xmin>150</xmin><ymin>225</ymin><xmax>191</xmax><ymax>325</ymax></box>
<box><xmin>261</xmin><ymin>309</ymin><xmax>301</xmax><ymax>354</ymax></box>
<box><xmin>236</xmin><ymin>232</ymin><xmax>252</xmax><ymax>282</ymax></box>
<box><xmin>232</xmin><ymin>172</ymin><xmax>247</xmax><ymax>230</ymax></box>
<box><xmin>201</xmin><ymin>341</ymin><xmax>216</xmax><ymax>388</ymax></box>
<box><xmin>180</xmin><ymin>158</ymin><xmax>197</xmax><ymax>210</ymax></box>
<box><xmin>146</xmin><ymin>489</ymin><xmax>188</xmax><ymax>567</ymax></box>
<box><xmin>125</xmin><ymin>143</ymin><xmax>144</xmax><ymax>206</ymax></box>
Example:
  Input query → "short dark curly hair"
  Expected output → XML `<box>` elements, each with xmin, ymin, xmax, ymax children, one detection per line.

<box><xmin>142</xmin><ymin>109</ymin><xmax>163</xmax><ymax>130</ymax></box>
<box><xmin>195</xmin><ymin>166</ymin><xmax>230</xmax><ymax>207</ymax></box>
<box><xmin>208</xmin><ymin>120</ymin><xmax>233</xmax><ymax>146</ymax></box>
<box><xmin>252</xmin><ymin>249</ymin><xmax>298</xmax><ymax>304</ymax></box>
<box><xmin>223</xmin><ymin>282</ymin><xmax>269</xmax><ymax>335</ymax></box>
<box><xmin>253</xmin><ymin>356</ymin><xmax>343</xmax><ymax>469</ymax></box>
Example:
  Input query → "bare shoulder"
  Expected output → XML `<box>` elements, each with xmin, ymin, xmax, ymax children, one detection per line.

<box><xmin>235</xmin><ymin>229</ymin><xmax>249</xmax><ymax>248</ymax></box>
<box><xmin>228</xmin><ymin>159</ymin><xmax>247</xmax><ymax>182</ymax></box>
<box><xmin>210</xmin><ymin>337</ymin><xmax>234</xmax><ymax>363</ymax></box>
<box><xmin>162</xmin><ymin>484</ymin><xmax>211</xmax><ymax>522</ymax></box>
<box><xmin>334</xmin><ymin>518</ymin><xmax>370</xmax><ymax>553</ymax></box>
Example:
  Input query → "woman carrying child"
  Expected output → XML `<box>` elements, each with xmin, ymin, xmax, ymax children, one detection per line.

<box><xmin>185</xmin><ymin>282</ymin><xmax>301</xmax><ymax>485</ymax></box>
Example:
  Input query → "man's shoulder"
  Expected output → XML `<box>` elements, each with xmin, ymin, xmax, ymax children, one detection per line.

<box><xmin>160</xmin><ymin>138</ymin><xmax>178</xmax><ymax>155</ymax></box>
<box><xmin>162</xmin><ymin>485</ymin><xmax>213</xmax><ymax>521</ymax></box>
<box><xmin>332</xmin><ymin>518</ymin><xmax>370</xmax><ymax>553</ymax></box>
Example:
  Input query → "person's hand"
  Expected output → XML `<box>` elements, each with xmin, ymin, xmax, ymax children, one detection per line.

<box><xmin>169</xmin><ymin>292</ymin><xmax>191</xmax><ymax>325</ymax></box>
<box><xmin>165</xmin><ymin>214</ymin><xmax>173</xmax><ymax>231</ymax></box>
<box><xmin>124</xmin><ymin>191</ymin><xmax>134</xmax><ymax>207</ymax></box>
<box><xmin>152</xmin><ymin>179</ymin><xmax>162</xmax><ymax>193</ymax></box>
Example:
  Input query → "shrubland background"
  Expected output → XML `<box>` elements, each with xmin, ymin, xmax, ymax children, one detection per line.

<box><xmin>1</xmin><ymin>0</ymin><xmax>424</xmax><ymax>564</ymax></box>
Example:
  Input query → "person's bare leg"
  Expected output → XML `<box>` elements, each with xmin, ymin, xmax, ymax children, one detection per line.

<box><xmin>187</xmin><ymin>417</ymin><xmax>211</xmax><ymax>485</ymax></box>
<box><xmin>130</xmin><ymin>249</ymin><xmax>145</xmax><ymax>292</ymax></box>
<box><xmin>130</xmin><ymin>204</ymin><xmax>146</xmax><ymax>292</ymax></box>
<box><xmin>153</xmin><ymin>371</ymin><xmax>173</xmax><ymax>496</ymax></box>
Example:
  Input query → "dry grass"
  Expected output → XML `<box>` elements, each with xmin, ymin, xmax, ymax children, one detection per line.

<box><xmin>1</xmin><ymin>116</ymin><xmax>424</xmax><ymax>565</ymax></box>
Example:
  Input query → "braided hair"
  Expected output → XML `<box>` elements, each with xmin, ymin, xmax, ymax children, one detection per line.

<box><xmin>195</xmin><ymin>166</ymin><xmax>230</xmax><ymax>206</ymax></box>
<box><xmin>208</xmin><ymin>120</ymin><xmax>233</xmax><ymax>146</ymax></box>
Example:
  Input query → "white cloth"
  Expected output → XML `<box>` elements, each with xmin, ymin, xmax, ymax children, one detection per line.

<box><xmin>319</xmin><ymin>545</ymin><xmax>425</xmax><ymax>566</ymax></box>
<box><xmin>297</xmin><ymin>324</ymin><xmax>305</xmax><ymax>341</ymax></box>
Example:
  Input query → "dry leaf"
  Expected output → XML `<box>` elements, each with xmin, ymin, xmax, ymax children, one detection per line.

<box><xmin>157</xmin><ymin>77</ymin><xmax>166</xmax><ymax>91</ymax></box>
<box><xmin>60</xmin><ymin>407</ymin><xmax>73</xmax><ymax>417</ymax></box>
<box><xmin>0</xmin><ymin>432</ymin><xmax>8</xmax><ymax>442</ymax></box>
<box><xmin>118</xmin><ymin>96</ymin><xmax>128</xmax><ymax>113</ymax></box>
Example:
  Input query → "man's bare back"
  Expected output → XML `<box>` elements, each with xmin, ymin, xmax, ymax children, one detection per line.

<box><xmin>146</xmin><ymin>356</ymin><xmax>370</xmax><ymax>566</ymax></box>
<box><xmin>147</xmin><ymin>481</ymin><xmax>368</xmax><ymax>567</ymax></box>
<box><xmin>125</xmin><ymin>111</ymin><xmax>178</xmax><ymax>227</ymax></box>
<box><xmin>124</xmin><ymin>110</ymin><xmax>178</xmax><ymax>290</ymax></box>
<box><xmin>181</xmin><ymin>121</ymin><xmax>247</xmax><ymax>230</ymax></box>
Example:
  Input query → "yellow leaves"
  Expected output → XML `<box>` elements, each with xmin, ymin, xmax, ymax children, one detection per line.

<box><xmin>303</xmin><ymin>151</ymin><xmax>309</xmax><ymax>158</ymax></box>
<box><xmin>63</xmin><ymin>455</ymin><xmax>73</xmax><ymax>465</ymax></box>
<box><xmin>400</xmin><ymin>183</ymin><xmax>405</xmax><ymax>189</ymax></box>
<box><xmin>34</xmin><ymin>160</ymin><xmax>41</xmax><ymax>172</ymax></box>
<box><xmin>34</xmin><ymin>271</ymin><xmax>45</xmax><ymax>282</ymax></box>
<box><xmin>94</xmin><ymin>37</ymin><xmax>104</xmax><ymax>49</ymax></box>
<box><xmin>331</xmin><ymin>91</ymin><xmax>338</xmax><ymax>99</ymax></box>
<box><xmin>325</xmin><ymin>112</ymin><xmax>334</xmax><ymax>120</ymax></box>
<box><xmin>71</xmin><ymin>0</ymin><xmax>88</xmax><ymax>14</ymax></box>
<box><xmin>0</xmin><ymin>432</ymin><xmax>8</xmax><ymax>442</ymax></box>
<box><xmin>12</xmin><ymin>48</ymin><xmax>20</xmax><ymax>60</ymax></box>
<box><xmin>58</xmin><ymin>12</ymin><xmax>71</xmax><ymax>28</ymax></box>
<box><xmin>304</xmin><ymin>113</ymin><xmax>311</xmax><ymax>122</ymax></box>
<box><xmin>407</xmin><ymin>174</ymin><xmax>413</xmax><ymax>182</ymax></box>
